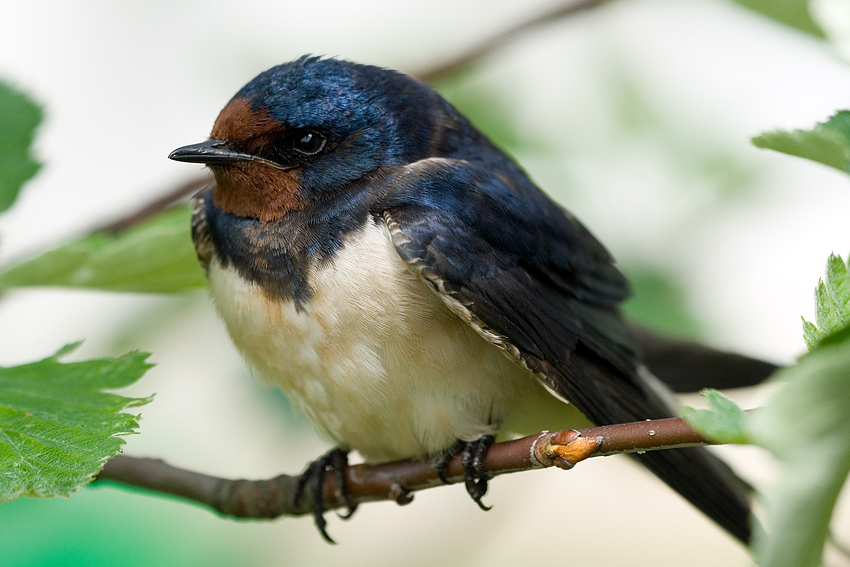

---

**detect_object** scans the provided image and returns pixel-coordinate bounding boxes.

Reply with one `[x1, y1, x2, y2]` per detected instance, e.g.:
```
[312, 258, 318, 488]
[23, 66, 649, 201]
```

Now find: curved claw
[434, 435, 495, 511]
[461, 435, 494, 511]
[294, 448, 358, 544]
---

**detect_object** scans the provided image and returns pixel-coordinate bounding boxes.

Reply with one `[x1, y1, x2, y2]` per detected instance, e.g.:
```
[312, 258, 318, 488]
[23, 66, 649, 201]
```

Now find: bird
[169, 55, 754, 544]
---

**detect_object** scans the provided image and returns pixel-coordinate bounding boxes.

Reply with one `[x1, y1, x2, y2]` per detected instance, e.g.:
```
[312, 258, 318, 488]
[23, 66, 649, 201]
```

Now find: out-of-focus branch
[101, 176, 209, 235]
[96, 417, 709, 519]
[94, 1, 612, 236]
[416, 0, 614, 82]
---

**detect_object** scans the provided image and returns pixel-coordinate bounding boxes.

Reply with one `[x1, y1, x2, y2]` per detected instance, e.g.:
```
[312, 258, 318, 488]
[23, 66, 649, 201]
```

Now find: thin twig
[88, 2, 612, 237]
[416, 0, 614, 82]
[96, 417, 710, 519]
[101, 176, 209, 235]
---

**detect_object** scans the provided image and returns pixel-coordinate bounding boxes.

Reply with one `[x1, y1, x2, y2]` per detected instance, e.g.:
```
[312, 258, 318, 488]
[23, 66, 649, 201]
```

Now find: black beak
[168, 140, 256, 165]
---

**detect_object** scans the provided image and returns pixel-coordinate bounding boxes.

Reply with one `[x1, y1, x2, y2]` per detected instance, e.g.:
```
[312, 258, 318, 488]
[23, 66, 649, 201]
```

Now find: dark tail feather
[632, 445, 752, 543]
[630, 324, 778, 393]
[558, 354, 753, 544]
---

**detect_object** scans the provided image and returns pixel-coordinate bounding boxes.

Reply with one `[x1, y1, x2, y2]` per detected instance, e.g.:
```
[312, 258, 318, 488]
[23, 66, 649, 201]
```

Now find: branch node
[96, 416, 713, 522]
[532, 429, 600, 470]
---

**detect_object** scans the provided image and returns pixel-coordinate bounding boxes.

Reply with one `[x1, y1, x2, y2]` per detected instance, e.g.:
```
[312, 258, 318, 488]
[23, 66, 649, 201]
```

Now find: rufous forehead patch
[211, 97, 283, 142]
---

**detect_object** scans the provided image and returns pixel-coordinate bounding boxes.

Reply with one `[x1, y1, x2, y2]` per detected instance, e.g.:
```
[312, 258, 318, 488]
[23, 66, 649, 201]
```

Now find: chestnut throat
[211, 162, 304, 222]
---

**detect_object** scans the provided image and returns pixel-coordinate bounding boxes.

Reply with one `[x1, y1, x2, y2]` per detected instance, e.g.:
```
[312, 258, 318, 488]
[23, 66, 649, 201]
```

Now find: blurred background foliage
[1, 0, 850, 565]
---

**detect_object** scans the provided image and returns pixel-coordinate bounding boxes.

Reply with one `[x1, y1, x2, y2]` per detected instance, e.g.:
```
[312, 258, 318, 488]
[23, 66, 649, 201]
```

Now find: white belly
[207, 219, 585, 462]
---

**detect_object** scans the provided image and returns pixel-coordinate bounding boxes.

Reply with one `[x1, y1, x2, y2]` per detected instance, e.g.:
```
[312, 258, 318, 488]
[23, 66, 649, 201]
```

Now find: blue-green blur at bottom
[0, 485, 264, 567]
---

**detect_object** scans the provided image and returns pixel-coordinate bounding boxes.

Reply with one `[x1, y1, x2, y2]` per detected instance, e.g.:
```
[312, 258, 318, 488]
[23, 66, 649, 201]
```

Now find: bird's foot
[434, 435, 495, 511]
[294, 448, 358, 544]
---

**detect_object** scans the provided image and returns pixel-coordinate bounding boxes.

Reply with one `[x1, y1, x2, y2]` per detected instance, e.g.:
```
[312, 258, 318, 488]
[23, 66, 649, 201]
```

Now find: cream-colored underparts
[207, 219, 586, 463]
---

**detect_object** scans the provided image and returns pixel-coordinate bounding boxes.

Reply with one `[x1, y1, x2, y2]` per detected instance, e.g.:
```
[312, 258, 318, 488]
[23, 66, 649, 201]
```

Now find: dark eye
[291, 130, 326, 155]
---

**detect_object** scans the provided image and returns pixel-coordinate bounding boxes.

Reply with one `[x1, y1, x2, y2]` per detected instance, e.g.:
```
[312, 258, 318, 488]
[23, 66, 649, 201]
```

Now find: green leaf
[681, 389, 751, 444]
[0, 206, 206, 293]
[0, 344, 153, 501]
[752, 111, 850, 174]
[801, 253, 850, 349]
[801, 318, 821, 350]
[748, 336, 850, 567]
[0, 81, 43, 214]
[732, 0, 824, 38]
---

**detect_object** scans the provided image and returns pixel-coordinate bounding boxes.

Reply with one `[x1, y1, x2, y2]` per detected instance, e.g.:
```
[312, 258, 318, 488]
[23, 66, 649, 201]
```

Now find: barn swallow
[169, 55, 752, 543]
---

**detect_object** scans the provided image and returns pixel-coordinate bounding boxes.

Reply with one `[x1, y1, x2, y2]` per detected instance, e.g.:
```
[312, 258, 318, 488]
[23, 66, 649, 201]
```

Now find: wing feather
[377, 158, 752, 543]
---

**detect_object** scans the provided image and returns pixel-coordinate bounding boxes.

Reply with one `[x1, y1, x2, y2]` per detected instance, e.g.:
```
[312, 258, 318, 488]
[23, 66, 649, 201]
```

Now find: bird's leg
[434, 439, 466, 484]
[434, 435, 495, 511]
[462, 435, 494, 511]
[294, 448, 358, 543]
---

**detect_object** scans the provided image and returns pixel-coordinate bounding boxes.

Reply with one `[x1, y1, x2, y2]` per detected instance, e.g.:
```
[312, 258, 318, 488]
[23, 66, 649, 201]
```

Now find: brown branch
[415, 0, 615, 83]
[96, 417, 710, 519]
[101, 175, 209, 235]
[85, 2, 612, 237]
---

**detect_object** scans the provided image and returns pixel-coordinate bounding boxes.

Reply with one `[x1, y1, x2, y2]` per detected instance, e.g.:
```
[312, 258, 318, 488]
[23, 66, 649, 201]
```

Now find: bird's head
[169, 56, 466, 221]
